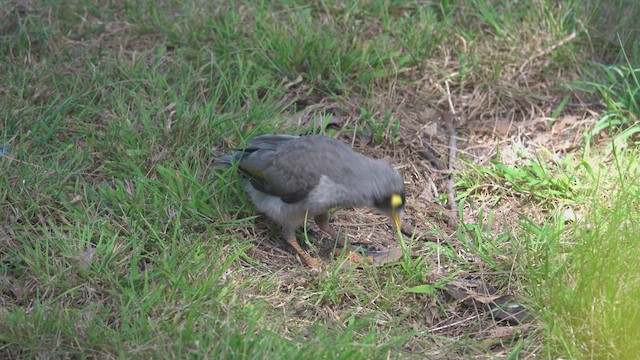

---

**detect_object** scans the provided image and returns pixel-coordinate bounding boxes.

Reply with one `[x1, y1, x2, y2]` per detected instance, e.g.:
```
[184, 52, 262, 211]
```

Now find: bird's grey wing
[238, 148, 322, 204]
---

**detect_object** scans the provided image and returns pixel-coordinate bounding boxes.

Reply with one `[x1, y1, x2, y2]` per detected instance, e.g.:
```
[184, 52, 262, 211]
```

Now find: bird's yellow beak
[392, 210, 402, 230]
[389, 194, 403, 231]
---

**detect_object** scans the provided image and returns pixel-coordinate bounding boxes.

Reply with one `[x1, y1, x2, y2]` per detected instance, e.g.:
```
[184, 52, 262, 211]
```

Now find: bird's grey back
[213, 134, 403, 205]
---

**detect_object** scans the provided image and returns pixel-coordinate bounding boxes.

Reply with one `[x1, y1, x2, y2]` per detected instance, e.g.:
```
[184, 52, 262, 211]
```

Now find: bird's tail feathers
[212, 134, 299, 169]
[210, 153, 241, 169]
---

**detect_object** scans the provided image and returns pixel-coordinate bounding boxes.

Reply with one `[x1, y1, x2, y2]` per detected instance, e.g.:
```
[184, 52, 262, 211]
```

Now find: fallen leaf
[334, 246, 404, 268]
[75, 245, 96, 270]
[366, 247, 403, 264]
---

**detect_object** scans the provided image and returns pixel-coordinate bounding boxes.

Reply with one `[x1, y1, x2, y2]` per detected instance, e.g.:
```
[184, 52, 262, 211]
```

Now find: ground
[1, 1, 639, 359]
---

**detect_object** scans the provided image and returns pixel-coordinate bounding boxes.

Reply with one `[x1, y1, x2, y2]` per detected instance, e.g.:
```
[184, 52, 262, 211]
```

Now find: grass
[1, 0, 639, 358]
[520, 148, 640, 359]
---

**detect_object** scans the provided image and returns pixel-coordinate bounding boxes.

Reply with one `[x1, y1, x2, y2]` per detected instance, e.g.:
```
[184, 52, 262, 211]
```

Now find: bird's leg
[314, 213, 371, 264]
[283, 228, 321, 269]
[314, 213, 337, 239]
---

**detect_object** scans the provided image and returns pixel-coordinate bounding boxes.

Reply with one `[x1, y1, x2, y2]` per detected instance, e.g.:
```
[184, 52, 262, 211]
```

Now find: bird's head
[374, 191, 405, 230]
[349, 157, 405, 230]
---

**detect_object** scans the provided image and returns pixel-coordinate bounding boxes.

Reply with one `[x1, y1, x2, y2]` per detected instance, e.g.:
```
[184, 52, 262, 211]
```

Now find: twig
[444, 81, 458, 228]
[425, 316, 476, 334]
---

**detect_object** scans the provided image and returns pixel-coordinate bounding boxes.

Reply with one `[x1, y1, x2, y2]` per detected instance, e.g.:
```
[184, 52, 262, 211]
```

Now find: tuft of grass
[521, 147, 640, 359]
[456, 198, 513, 272]
[456, 149, 586, 207]
[572, 61, 640, 147]
[579, 0, 640, 62]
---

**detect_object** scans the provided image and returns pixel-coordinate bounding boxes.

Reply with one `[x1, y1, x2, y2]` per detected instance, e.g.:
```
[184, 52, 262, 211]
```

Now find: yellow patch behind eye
[390, 194, 403, 208]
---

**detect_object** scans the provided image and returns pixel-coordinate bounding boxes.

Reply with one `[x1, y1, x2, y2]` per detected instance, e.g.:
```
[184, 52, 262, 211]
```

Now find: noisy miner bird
[213, 134, 405, 268]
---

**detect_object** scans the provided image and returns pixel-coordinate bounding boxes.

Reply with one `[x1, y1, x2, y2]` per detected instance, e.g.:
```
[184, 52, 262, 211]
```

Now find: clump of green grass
[523, 149, 640, 358]
[585, 64, 639, 144]
[456, 149, 586, 207]
[579, 0, 640, 61]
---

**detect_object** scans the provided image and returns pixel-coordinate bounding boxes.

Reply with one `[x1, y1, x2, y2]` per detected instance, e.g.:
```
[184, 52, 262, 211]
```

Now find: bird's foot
[303, 255, 323, 270]
[285, 236, 323, 270]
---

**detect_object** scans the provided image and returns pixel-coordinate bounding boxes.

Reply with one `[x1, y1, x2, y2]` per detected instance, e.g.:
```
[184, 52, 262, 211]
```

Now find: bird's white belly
[243, 181, 315, 227]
